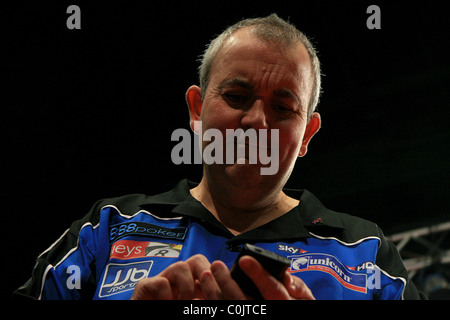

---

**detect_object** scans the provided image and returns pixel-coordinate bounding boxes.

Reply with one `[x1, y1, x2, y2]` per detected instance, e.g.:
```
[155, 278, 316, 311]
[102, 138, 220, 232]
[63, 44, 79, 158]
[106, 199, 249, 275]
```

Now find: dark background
[3, 1, 449, 298]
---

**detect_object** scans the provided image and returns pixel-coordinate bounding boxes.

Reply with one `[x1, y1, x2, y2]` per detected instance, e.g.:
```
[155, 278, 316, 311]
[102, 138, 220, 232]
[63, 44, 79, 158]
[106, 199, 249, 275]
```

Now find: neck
[190, 177, 299, 235]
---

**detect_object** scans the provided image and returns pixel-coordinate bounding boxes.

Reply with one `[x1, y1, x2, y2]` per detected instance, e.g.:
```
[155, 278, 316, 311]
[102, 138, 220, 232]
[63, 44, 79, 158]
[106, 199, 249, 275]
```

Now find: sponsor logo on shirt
[110, 240, 183, 260]
[289, 253, 368, 293]
[109, 222, 187, 242]
[99, 261, 153, 298]
[276, 243, 307, 254]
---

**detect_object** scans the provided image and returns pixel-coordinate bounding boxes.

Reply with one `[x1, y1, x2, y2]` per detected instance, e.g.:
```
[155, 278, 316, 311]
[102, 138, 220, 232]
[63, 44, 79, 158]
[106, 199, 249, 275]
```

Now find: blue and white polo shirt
[13, 179, 422, 300]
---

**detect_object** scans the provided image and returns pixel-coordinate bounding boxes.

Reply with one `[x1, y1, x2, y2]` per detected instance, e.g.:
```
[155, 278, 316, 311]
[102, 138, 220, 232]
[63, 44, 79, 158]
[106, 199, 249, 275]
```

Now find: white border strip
[101, 204, 183, 221]
[309, 232, 382, 247]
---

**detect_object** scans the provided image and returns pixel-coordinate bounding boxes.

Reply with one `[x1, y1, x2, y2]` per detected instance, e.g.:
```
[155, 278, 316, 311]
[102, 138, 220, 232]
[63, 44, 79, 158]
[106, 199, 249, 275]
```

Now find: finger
[283, 272, 315, 300]
[199, 269, 224, 300]
[211, 260, 246, 300]
[239, 255, 290, 300]
[186, 254, 213, 299]
[161, 261, 196, 299]
[131, 277, 172, 300]
[186, 254, 212, 280]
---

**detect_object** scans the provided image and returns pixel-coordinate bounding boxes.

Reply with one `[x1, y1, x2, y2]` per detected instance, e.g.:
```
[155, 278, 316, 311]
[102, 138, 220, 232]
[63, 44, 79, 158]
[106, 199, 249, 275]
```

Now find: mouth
[230, 143, 273, 164]
[235, 142, 271, 150]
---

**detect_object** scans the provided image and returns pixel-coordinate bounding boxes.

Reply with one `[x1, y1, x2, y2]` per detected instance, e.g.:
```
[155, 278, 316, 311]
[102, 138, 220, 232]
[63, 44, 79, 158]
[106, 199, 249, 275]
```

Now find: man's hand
[130, 254, 210, 300]
[131, 254, 314, 300]
[199, 255, 315, 300]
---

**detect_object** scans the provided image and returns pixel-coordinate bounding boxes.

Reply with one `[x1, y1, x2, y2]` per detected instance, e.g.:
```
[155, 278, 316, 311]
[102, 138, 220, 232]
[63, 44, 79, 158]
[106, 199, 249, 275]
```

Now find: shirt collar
[140, 179, 346, 242]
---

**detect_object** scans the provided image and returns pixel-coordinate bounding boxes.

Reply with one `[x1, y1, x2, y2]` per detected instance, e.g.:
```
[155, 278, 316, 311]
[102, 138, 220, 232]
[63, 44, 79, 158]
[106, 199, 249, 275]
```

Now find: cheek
[277, 127, 304, 158]
[201, 98, 241, 130]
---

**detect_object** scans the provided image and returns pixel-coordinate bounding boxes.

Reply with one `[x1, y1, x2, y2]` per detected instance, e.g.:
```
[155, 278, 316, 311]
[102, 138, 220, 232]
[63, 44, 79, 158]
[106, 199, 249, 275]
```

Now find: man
[13, 14, 423, 300]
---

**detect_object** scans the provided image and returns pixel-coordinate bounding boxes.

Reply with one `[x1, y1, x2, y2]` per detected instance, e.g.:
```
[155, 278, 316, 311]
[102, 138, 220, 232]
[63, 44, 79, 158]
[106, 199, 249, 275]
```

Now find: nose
[240, 99, 268, 130]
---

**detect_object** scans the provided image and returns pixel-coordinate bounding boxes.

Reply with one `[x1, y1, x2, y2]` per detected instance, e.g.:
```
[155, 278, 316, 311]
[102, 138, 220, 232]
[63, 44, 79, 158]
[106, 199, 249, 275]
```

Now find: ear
[185, 85, 203, 134]
[298, 112, 321, 157]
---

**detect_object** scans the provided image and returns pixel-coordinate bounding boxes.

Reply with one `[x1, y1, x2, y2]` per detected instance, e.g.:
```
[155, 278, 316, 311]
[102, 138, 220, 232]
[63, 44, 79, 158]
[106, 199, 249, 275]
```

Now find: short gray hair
[198, 13, 322, 119]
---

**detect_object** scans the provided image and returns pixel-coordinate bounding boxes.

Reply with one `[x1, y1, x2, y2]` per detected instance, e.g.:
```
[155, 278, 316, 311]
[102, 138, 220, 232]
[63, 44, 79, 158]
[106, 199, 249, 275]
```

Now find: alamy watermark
[366, 5, 381, 29]
[66, 5, 380, 31]
[66, 5, 81, 30]
[66, 265, 81, 289]
[171, 121, 280, 175]
[64, 262, 381, 292]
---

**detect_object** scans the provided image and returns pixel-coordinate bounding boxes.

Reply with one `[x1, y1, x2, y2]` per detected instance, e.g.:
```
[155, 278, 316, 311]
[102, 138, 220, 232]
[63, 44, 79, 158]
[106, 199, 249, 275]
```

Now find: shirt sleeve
[12, 201, 102, 300]
[375, 226, 426, 300]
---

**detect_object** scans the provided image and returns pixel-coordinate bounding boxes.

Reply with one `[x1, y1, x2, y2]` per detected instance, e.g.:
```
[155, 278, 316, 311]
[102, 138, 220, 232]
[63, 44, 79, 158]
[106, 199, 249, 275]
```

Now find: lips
[235, 142, 271, 150]
[230, 143, 272, 164]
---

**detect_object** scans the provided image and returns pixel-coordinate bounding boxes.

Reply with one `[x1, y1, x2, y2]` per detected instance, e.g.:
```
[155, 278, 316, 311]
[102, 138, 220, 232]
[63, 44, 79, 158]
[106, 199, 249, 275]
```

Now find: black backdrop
[4, 1, 449, 298]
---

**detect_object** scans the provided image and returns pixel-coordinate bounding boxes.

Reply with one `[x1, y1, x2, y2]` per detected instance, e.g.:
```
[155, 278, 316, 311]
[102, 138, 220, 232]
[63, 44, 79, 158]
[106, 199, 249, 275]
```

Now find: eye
[274, 104, 294, 115]
[223, 93, 249, 106]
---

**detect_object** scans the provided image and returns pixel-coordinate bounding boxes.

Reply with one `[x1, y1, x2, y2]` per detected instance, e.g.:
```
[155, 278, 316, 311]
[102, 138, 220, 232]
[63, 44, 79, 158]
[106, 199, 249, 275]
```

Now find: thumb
[284, 272, 315, 300]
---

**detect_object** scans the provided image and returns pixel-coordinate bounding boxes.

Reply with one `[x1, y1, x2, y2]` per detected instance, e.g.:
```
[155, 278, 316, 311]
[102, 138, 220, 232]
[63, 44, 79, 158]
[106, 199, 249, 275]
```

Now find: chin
[226, 161, 260, 178]
[224, 163, 282, 188]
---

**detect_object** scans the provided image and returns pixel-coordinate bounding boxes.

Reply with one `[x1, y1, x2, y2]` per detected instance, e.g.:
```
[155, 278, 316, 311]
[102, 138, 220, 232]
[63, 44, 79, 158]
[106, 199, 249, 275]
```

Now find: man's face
[189, 28, 320, 190]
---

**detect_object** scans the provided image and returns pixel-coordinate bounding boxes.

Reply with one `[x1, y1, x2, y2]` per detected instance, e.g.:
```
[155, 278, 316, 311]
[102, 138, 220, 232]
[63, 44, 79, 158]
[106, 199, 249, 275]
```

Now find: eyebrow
[218, 77, 301, 105]
[218, 78, 254, 91]
[273, 88, 299, 104]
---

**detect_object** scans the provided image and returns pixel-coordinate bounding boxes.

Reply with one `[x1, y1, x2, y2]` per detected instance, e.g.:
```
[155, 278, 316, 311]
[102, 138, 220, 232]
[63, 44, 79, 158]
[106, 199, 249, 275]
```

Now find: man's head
[186, 14, 322, 200]
[198, 13, 321, 119]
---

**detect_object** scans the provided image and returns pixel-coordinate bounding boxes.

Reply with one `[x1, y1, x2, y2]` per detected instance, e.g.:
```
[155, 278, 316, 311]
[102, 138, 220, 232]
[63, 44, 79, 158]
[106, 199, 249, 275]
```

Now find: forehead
[210, 28, 313, 99]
